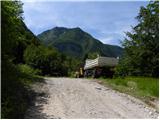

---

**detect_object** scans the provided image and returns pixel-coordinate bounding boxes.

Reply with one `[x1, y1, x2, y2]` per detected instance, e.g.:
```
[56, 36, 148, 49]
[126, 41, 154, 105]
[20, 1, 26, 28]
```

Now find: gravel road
[25, 77, 158, 119]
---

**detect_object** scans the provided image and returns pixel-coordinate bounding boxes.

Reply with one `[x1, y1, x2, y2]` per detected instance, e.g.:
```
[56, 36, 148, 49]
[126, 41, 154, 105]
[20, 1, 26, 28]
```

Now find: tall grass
[99, 77, 159, 99]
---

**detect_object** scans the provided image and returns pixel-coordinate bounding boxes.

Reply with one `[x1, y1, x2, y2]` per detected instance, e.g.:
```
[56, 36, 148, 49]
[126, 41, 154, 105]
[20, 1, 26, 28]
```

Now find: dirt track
[25, 77, 158, 119]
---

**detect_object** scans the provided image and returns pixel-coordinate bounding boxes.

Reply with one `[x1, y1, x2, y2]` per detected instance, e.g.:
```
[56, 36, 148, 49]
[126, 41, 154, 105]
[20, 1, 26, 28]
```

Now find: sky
[22, 0, 148, 46]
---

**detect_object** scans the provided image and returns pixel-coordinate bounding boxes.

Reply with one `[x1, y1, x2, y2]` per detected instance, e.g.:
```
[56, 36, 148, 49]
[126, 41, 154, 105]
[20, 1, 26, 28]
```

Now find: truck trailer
[84, 56, 119, 78]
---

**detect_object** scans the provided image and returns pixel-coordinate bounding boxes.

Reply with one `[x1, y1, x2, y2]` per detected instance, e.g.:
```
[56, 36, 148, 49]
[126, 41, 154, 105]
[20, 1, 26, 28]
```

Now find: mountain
[37, 27, 123, 59]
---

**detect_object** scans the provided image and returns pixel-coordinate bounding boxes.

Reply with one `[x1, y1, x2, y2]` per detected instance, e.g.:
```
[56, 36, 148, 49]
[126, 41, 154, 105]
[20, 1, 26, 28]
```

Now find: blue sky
[22, 0, 148, 46]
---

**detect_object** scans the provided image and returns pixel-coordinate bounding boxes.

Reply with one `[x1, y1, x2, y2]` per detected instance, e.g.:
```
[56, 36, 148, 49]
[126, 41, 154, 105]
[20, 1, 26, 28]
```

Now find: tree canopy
[116, 1, 159, 77]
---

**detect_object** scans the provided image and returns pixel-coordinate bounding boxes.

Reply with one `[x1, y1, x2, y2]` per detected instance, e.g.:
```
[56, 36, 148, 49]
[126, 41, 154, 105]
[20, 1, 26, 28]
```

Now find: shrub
[1, 59, 30, 118]
[18, 64, 41, 76]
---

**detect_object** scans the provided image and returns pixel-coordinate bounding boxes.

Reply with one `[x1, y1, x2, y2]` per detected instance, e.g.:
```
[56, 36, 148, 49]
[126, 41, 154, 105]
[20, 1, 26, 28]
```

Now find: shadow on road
[24, 78, 54, 119]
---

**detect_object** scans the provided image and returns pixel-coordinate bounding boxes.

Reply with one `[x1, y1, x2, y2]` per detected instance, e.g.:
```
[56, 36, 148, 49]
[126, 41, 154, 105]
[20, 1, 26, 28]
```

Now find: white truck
[84, 56, 119, 78]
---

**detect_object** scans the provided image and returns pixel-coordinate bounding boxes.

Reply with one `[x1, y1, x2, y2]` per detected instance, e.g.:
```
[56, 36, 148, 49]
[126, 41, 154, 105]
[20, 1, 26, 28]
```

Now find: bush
[1, 59, 30, 118]
[24, 44, 68, 76]
[18, 64, 41, 76]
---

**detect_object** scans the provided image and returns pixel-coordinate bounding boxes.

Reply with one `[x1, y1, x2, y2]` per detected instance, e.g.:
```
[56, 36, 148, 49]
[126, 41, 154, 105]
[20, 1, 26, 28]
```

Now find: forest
[1, 0, 159, 118]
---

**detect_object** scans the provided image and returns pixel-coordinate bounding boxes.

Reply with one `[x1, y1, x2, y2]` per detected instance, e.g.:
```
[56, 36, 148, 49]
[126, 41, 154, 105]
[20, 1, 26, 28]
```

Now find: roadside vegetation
[1, 60, 42, 118]
[98, 77, 158, 100]
[115, 1, 158, 78]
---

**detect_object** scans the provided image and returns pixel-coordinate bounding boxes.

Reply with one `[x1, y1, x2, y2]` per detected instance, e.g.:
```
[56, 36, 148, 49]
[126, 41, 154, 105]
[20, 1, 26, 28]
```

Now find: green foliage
[1, 1, 41, 118]
[2, 1, 39, 64]
[87, 52, 99, 59]
[64, 56, 82, 75]
[38, 27, 123, 59]
[2, 58, 43, 118]
[99, 77, 159, 99]
[116, 1, 159, 77]
[24, 44, 68, 76]
[1, 57, 30, 118]
[2, 1, 26, 118]
[12, 21, 40, 64]
[18, 64, 41, 76]
[2, 1, 23, 57]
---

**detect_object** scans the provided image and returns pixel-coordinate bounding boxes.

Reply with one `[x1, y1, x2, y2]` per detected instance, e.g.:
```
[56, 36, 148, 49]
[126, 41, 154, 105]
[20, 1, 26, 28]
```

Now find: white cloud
[22, 1, 148, 45]
[101, 36, 114, 43]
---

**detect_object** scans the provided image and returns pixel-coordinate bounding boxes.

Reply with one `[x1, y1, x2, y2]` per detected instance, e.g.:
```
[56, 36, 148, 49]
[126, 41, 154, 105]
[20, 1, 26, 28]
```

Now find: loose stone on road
[25, 77, 158, 119]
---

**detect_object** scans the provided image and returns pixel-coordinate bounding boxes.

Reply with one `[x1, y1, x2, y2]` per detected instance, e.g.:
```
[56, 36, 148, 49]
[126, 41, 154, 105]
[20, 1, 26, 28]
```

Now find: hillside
[37, 27, 123, 59]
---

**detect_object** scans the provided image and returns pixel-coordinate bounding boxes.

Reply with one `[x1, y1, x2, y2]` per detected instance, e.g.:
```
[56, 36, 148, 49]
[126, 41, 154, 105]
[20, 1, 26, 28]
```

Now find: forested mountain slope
[38, 27, 123, 59]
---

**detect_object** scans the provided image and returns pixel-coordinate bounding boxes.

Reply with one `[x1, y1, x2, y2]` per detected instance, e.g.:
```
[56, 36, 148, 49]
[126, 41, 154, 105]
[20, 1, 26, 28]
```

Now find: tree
[2, 1, 40, 64]
[1, 1, 29, 118]
[2, 1, 40, 118]
[2, 1, 23, 57]
[24, 44, 68, 76]
[116, 1, 159, 77]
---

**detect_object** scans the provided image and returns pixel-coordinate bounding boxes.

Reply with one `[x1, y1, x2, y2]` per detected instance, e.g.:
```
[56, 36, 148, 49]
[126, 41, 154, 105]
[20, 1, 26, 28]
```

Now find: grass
[97, 76, 159, 103]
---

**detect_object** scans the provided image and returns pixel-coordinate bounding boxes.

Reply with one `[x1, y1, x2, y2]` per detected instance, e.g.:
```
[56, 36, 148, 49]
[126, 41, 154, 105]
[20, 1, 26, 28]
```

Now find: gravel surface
[25, 77, 159, 119]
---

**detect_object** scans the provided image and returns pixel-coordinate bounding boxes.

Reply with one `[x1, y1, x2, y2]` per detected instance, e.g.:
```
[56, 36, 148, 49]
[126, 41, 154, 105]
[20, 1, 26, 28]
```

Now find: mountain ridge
[37, 27, 123, 59]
